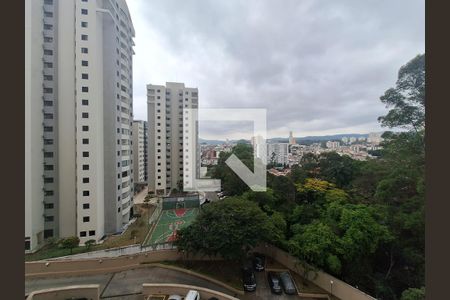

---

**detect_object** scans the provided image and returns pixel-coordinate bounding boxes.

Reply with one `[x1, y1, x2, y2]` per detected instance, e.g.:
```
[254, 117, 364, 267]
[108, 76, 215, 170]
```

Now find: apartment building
[147, 82, 199, 195]
[267, 143, 289, 166]
[25, 0, 135, 252]
[132, 120, 147, 184]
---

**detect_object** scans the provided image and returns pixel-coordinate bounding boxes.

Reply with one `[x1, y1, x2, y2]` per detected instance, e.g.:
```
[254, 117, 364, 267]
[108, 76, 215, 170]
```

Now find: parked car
[168, 295, 183, 300]
[242, 267, 257, 292]
[279, 271, 297, 295]
[267, 271, 283, 294]
[252, 253, 265, 271]
[185, 290, 200, 300]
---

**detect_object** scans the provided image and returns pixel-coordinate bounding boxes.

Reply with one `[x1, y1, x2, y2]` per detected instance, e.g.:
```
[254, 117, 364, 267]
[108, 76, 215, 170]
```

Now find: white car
[185, 290, 200, 300]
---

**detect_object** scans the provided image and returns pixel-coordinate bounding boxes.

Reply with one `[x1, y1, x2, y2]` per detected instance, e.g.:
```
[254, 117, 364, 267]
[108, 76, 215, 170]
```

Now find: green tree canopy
[175, 197, 274, 261]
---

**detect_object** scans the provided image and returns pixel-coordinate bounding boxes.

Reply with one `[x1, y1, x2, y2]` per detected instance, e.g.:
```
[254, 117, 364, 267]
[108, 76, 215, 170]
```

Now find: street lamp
[330, 280, 334, 297]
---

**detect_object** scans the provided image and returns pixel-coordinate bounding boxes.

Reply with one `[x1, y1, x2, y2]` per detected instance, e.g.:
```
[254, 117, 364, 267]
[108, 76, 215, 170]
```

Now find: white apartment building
[267, 143, 289, 166]
[326, 141, 340, 149]
[147, 82, 199, 195]
[132, 120, 147, 184]
[25, 0, 135, 252]
[368, 132, 384, 145]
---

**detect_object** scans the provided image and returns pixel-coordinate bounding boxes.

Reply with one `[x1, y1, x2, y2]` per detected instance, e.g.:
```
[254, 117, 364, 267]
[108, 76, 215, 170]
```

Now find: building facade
[132, 120, 147, 184]
[267, 143, 289, 166]
[25, 0, 135, 252]
[147, 82, 199, 195]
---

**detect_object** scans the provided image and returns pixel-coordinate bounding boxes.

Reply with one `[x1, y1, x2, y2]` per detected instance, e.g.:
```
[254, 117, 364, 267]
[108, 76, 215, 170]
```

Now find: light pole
[330, 280, 334, 297]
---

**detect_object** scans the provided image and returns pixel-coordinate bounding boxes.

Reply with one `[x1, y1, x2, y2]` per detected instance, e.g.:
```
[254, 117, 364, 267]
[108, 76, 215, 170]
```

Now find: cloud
[128, 0, 424, 139]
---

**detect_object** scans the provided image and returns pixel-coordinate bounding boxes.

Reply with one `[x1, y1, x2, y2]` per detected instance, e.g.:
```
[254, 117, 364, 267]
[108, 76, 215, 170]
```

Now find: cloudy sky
[127, 0, 424, 140]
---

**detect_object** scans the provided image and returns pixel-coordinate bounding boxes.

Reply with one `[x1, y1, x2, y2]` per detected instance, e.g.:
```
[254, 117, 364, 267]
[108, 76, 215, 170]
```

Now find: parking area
[241, 270, 302, 300]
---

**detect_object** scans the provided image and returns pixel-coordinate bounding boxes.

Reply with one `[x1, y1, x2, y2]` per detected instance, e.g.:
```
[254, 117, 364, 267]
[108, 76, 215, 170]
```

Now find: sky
[127, 0, 424, 140]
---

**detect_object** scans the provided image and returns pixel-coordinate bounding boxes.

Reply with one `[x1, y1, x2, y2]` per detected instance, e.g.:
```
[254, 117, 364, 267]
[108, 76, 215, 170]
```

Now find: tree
[175, 197, 273, 261]
[288, 221, 342, 274]
[85, 239, 96, 251]
[378, 54, 425, 136]
[400, 287, 425, 300]
[60, 236, 80, 254]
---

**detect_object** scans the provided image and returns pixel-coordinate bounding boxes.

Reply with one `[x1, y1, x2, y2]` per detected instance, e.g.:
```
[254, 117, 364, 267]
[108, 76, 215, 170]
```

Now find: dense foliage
[178, 54, 425, 299]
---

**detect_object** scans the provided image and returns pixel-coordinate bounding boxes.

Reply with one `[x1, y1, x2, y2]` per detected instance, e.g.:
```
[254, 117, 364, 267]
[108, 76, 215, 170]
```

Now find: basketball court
[144, 195, 201, 246]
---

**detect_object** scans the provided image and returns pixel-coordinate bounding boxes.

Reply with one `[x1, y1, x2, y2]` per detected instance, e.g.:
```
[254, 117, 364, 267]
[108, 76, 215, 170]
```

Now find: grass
[25, 204, 154, 262]
[162, 260, 243, 291]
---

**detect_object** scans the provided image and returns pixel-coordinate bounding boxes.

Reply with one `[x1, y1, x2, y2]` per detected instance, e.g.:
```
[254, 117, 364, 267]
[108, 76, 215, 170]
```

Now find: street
[26, 266, 236, 299]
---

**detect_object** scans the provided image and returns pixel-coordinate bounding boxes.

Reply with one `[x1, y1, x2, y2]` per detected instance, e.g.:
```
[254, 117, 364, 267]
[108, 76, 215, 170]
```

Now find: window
[44, 11, 53, 17]
[83, 191, 90, 196]
[82, 99, 89, 106]
[44, 37, 53, 42]
[83, 177, 89, 183]
[82, 73, 88, 79]
[82, 125, 89, 131]
[81, 9, 88, 15]
[83, 203, 90, 209]
[83, 164, 89, 170]
[83, 216, 90, 222]
[44, 177, 54, 183]
[82, 151, 89, 157]
[81, 47, 88, 54]
[43, 87, 53, 93]
[45, 216, 54, 222]
[44, 0, 53, 4]
[80, 231, 87, 237]
[81, 34, 88, 41]
[82, 112, 89, 118]
[81, 21, 88, 28]
[89, 230, 96, 236]
[44, 113, 53, 119]
[44, 229, 54, 238]
[44, 152, 53, 158]
[44, 75, 53, 80]
[82, 60, 88, 66]
[44, 49, 53, 55]
[44, 203, 54, 209]
[44, 164, 53, 170]
[82, 138, 89, 144]
[44, 190, 54, 196]
[44, 24, 53, 30]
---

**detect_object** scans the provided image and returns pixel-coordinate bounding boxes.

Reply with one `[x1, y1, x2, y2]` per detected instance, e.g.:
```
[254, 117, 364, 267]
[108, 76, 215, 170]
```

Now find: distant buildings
[267, 143, 289, 166]
[288, 131, 296, 145]
[326, 141, 340, 149]
[25, 0, 135, 251]
[132, 120, 147, 184]
[147, 82, 199, 195]
[368, 132, 384, 145]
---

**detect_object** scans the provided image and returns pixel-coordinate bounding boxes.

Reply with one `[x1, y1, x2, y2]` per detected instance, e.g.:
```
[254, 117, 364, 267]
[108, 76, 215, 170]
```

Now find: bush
[85, 239, 96, 250]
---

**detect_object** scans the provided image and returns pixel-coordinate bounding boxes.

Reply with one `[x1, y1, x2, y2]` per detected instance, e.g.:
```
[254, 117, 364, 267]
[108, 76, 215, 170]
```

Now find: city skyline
[128, 0, 424, 139]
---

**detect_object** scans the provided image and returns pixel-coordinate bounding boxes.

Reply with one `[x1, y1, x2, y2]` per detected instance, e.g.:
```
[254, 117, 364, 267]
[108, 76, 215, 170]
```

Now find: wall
[255, 245, 377, 300]
[142, 283, 239, 300]
[26, 284, 99, 300]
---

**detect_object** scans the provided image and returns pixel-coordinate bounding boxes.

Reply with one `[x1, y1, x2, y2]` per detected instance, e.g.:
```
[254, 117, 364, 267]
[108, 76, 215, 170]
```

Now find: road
[25, 266, 237, 300]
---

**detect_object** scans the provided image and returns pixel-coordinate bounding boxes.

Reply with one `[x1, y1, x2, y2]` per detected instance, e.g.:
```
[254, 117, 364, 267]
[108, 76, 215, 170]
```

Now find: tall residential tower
[147, 82, 199, 195]
[25, 0, 135, 252]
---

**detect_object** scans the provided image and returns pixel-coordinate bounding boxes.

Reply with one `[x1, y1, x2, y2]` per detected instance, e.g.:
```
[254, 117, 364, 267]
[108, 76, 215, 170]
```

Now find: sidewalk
[133, 186, 148, 204]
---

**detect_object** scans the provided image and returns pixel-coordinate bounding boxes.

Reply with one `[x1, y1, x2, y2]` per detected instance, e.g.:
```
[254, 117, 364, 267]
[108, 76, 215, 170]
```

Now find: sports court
[144, 195, 200, 246]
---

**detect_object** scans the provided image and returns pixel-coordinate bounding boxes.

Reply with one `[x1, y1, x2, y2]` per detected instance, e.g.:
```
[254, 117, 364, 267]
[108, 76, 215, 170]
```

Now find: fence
[162, 195, 200, 210]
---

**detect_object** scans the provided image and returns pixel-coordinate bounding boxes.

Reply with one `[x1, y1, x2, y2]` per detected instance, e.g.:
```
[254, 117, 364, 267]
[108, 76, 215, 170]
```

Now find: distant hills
[199, 133, 370, 145]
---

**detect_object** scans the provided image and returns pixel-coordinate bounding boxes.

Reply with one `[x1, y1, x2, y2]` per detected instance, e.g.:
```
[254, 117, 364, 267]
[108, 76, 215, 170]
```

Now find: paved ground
[145, 208, 199, 245]
[25, 266, 236, 299]
[133, 186, 148, 204]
